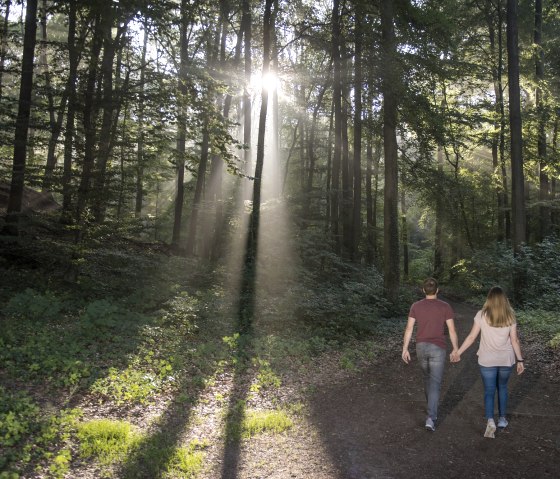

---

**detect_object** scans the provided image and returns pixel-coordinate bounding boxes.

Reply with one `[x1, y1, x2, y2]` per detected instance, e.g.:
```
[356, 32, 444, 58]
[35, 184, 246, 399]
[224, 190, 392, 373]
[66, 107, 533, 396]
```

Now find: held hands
[450, 350, 461, 363]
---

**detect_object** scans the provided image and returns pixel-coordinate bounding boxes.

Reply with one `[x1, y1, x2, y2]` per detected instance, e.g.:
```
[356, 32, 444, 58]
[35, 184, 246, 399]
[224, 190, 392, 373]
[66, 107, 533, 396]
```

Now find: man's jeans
[479, 365, 513, 419]
[416, 342, 446, 420]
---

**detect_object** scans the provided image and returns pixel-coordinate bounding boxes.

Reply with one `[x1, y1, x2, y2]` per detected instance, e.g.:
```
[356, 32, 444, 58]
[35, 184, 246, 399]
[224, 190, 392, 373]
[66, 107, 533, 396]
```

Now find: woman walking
[452, 286, 525, 438]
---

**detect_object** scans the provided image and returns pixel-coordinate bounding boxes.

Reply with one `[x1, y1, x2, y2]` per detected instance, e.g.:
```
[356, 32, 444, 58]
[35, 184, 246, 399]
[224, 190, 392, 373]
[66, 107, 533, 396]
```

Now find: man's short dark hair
[423, 277, 438, 295]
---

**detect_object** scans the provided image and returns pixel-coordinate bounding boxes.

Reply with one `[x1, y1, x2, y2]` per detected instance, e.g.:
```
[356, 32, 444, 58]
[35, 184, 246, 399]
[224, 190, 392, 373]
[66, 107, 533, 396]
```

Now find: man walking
[402, 277, 458, 431]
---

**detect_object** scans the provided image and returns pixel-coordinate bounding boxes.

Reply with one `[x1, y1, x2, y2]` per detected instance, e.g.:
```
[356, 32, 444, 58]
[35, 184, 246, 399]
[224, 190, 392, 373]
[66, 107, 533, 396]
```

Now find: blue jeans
[479, 365, 513, 419]
[416, 342, 446, 420]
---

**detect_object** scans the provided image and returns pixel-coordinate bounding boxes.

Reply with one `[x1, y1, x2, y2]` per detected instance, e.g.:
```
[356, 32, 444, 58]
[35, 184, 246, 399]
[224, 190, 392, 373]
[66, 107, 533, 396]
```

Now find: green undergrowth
[517, 310, 560, 349]
[0, 387, 80, 478]
[0, 222, 402, 477]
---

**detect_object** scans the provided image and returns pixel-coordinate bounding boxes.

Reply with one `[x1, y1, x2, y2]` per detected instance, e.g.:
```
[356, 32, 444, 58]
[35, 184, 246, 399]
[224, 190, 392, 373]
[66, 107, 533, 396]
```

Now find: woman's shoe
[497, 416, 508, 429]
[484, 419, 496, 438]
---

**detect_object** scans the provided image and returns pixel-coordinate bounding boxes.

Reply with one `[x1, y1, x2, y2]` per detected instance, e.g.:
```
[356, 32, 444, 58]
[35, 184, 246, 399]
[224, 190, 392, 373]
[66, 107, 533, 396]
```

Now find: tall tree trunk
[271, 0, 279, 196]
[210, 2, 244, 260]
[76, 10, 103, 226]
[325, 98, 334, 232]
[41, 0, 68, 191]
[535, 0, 549, 241]
[401, 171, 408, 280]
[0, 0, 11, 101]
[341, 50, 352, 258]
[434, 146, 444, 278]
[117, 92, 129, 219]
[172, 0, 190, 247]
[281, 119, 299, 195]
[304, 84, 327, 219]
[242, 0, 252, 183]
[135, 21, 149, 217]
[497, 0, 511, 242]
[381, 0, 400, 300]
[185, 119, 210, 255]
[4, 0, 38, 233]
[92, 1, 117, 223]
[365, 127, 374, 266]
[487, 3, 504, 242]
[248, 0, 273, 259]
[330, 0, 342, 254]
[352, 6, 363, 261]
[61, 0, 78, 221]
[551, 116, 559, 231]
[507, 0, 526, 301]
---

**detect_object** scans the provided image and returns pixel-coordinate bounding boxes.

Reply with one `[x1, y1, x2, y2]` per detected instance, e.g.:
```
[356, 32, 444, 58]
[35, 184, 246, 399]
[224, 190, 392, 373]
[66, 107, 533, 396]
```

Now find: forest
[1, 0, 559, 478]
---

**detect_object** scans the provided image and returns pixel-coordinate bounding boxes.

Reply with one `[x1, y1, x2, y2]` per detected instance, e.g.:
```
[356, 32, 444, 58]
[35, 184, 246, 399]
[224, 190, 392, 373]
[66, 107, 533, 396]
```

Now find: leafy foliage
[0, 387, 80, 478]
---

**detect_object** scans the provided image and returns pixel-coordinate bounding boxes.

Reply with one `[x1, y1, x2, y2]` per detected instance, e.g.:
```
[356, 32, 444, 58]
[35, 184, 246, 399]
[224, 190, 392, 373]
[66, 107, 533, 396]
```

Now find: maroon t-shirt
[409, 298, 455, 349]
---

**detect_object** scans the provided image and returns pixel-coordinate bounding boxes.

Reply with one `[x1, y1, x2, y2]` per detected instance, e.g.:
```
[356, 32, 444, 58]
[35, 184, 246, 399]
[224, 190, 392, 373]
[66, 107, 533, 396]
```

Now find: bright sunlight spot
[250, 71, 279, 93]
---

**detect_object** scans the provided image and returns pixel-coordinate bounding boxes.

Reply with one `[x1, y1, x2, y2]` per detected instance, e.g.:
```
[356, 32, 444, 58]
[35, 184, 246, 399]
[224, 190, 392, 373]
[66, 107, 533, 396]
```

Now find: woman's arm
[511, 323, 525, 374]
[454, 320, 481, 360]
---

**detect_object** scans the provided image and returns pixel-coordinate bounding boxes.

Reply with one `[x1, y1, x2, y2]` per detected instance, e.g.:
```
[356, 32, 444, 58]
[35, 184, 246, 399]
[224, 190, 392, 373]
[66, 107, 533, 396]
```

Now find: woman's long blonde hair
[482, 286, 516, 327]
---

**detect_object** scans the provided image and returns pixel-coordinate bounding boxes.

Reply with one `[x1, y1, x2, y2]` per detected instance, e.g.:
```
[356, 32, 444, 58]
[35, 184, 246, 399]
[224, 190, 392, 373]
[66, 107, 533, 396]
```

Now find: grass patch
[242, 409, 294, 439]
[164, 440, 207, 479]
[77, 419, 140, 466]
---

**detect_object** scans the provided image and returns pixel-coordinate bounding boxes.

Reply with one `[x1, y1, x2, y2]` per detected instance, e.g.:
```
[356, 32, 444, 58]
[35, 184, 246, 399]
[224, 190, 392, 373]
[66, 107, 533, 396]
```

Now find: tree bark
[248, 0, 273, 259]
[352, 5, 363, 261]
[76, 9, 103, 226]
[242, 0, 252, 184]
[0, 0, 11, 101]
[506, 0, 526, 301]
[185, 119, 210, 255]
[61, 0, 79, 221]
[381, 0, 400, 300]
[92, 1, 117, 223]
[330, 0, 342, 254]
[172, 0, 191, 247]
[487, 1, 505, 242]
[41, 0, 69, 192]
[535, 0, 549, 241]
[434, 146, 444, 278]
[401, 171, 408, 280]
[135, 21, 149, 217]
[341, 48, 352, 258]
[4, 0, 38, 232]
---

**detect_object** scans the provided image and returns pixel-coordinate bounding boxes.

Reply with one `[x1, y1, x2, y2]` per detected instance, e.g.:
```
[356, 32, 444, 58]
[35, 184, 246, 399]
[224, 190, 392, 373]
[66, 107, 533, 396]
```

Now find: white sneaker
[425, 417, 435, 431]
[484, 419, 496, 438]
[498, 416, 508, 429]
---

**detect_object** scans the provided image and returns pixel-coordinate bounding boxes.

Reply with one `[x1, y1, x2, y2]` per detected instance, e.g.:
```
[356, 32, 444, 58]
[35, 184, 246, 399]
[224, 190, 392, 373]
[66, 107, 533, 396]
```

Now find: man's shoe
[425, 417, 435, 431]
[484, 419, 496, 438]
[497, 416, 508, 429]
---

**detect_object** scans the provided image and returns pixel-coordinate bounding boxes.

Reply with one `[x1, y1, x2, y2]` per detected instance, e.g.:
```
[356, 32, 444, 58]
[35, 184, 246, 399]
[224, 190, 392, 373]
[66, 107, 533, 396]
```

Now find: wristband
[516, 359, 524, 363]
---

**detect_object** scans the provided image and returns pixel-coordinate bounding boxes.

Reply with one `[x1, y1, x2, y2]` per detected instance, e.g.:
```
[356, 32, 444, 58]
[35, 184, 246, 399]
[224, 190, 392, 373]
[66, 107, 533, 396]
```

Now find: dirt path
[308, 299, 560, 479]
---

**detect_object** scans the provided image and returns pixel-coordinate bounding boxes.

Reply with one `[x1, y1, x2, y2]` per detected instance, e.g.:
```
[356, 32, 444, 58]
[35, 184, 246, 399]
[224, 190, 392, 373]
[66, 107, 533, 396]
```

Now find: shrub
[2, 288, 63, 322]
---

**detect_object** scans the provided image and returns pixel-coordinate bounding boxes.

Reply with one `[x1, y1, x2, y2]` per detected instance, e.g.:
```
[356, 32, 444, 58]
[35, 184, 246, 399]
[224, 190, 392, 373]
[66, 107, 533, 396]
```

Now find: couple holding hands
[402, 278, 525, 438]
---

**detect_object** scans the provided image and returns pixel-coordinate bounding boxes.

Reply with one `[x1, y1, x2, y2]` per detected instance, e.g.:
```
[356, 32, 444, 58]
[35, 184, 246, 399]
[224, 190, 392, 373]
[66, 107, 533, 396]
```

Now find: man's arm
[446, 318, 459, 358]
[402, 317, 416, 364]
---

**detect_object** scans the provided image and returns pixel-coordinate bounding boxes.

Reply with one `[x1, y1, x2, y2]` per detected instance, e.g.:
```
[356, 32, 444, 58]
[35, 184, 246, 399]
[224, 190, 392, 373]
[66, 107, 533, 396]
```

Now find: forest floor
[207, 298, 560, 479]
[65, 297, 560, 479]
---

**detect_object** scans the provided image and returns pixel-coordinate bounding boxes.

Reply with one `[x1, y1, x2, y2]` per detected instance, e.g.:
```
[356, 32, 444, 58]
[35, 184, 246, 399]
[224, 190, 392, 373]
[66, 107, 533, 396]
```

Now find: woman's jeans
[416, 342, 446, 420]
[479, 365, 513, 419]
